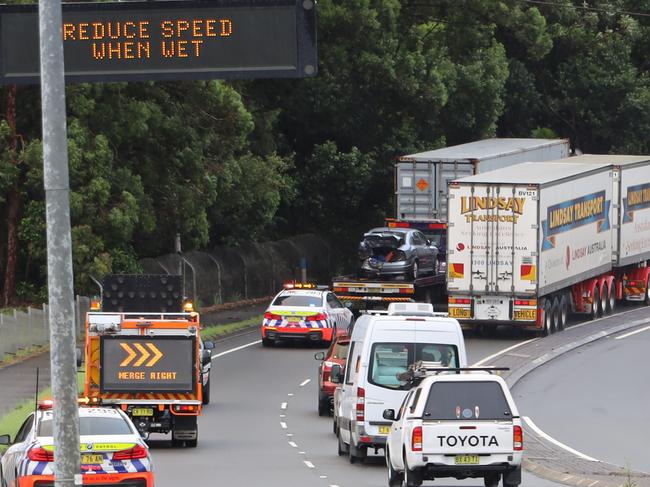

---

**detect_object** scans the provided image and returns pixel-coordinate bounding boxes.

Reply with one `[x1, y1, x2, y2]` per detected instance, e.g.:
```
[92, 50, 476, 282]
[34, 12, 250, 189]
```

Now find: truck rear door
[420, 380, 515, 455]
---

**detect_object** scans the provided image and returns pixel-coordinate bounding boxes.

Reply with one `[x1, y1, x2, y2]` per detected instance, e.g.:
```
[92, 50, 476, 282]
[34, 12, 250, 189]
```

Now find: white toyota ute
[383, 365, 522, 487]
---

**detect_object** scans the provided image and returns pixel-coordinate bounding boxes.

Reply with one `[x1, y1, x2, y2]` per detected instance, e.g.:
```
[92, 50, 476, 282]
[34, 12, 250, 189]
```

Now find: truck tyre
[645, 276, 650, 306]
[403, 455, 423, 487]
[591, 285, 601, 320]
[608, 280, 616, 314]
[601, 283, 609, 315]
[349, 442, 366, 464]
[551, 298, 560, 334]
[484, 474, 500, 487]
[558, 295, 568, 331]
[337, 433, 349, 456]
[386, 446, 403, 487]
[542, 301, 552, 336]
[202, 375, 211, 405]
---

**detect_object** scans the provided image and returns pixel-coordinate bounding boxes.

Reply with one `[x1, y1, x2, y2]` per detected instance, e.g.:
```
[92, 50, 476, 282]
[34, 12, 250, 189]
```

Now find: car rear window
[368, 342, 459, 389]
[331, 341, 349, 360]
[39, 417, 133, 437]
[272, 295, 322, 307]
[423, 381, 512, 420]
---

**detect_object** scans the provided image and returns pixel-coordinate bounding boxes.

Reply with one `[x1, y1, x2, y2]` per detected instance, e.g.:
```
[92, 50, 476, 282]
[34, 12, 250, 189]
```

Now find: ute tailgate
[422, 421, 514, 454]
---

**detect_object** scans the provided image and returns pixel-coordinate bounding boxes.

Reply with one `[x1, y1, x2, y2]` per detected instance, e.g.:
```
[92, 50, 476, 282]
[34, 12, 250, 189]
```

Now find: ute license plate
[454, 455, 480, 465]
[132, 407, 153, 417]
[449, 307, 471, 319]
[513, 309, 537, 321]
[287, 316, 301, 323]
[378, 426, 391, 435]
[81, 454, 104, 465]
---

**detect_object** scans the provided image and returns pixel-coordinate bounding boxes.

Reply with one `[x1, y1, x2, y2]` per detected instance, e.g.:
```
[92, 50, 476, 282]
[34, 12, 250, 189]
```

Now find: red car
[314, 334, 350, 416]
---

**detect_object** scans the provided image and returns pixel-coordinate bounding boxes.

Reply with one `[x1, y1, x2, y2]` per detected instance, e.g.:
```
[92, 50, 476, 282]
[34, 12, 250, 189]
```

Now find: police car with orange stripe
[0, 402, 154, 487]
[261, 283, 353, 347]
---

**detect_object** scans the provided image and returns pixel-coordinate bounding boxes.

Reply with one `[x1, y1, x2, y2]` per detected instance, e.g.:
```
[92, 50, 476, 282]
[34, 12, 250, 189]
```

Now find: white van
[331, 303, 467, 463]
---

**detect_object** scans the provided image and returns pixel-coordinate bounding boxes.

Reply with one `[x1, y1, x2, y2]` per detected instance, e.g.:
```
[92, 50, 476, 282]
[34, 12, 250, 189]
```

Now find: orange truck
[83, 274, 211, 447]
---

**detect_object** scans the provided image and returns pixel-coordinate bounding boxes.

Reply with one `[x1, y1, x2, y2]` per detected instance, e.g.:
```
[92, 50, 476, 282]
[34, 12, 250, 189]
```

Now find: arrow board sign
[101, 336, 196, 393]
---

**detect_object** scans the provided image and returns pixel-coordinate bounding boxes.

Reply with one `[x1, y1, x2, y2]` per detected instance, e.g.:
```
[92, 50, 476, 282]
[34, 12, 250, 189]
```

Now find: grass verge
[0, 345, 50, 369]
[201, 315, 262, 341]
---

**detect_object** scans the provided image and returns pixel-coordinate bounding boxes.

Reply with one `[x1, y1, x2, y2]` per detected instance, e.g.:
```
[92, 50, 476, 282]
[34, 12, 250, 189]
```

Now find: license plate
[81, 454, 104, 465]
[513, 309, 537, 321]
[287, 316, 301, 323]
[454, 455, 480, 465]
[378, 426, 391, 435]
[132, 407, 153, 417]
[449, 307, 471, 319]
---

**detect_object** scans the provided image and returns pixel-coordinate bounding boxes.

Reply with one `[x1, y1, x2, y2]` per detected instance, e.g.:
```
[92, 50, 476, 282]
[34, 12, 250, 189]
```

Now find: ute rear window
[423, 381, 512, 420]
[272, 295, 322, 307]
[39, 417, 132, 437]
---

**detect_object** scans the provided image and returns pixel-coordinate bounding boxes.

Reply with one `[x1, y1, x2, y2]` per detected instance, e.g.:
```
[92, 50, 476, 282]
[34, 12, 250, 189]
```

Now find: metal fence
[0, 296, 90, 363]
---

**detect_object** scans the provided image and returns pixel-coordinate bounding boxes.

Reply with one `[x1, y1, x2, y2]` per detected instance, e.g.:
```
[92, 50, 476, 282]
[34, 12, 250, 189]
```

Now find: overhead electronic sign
[0, 0, 317, 84]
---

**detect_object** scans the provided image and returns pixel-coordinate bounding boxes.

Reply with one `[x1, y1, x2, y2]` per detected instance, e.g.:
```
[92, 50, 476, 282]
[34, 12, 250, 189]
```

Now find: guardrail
[0, 296, 90, 363]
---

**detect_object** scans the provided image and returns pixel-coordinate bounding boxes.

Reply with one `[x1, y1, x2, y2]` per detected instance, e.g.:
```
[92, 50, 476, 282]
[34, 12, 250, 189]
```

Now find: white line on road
[212, 340, 261, 359]
[523, 416, 599, 462]
[280, 414, 286, 418]
[281, 402, 287, 410]
[472, 338, 538, 366]
[299, 379, 311, 387]
[288, 441, 298, 448]
[303, 461, 315, 469]
[319, 476, 327, 479]
[299, 451, 306, 455]
[280, 422, 287, 429]
[614, 325, 650, 340]
[288, 393, 294, 396]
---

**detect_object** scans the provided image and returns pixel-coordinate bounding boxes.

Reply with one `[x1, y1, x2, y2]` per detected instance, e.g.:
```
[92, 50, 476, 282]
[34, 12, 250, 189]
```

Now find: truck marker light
[412, 426, 423, 451]
[513, 425, 523, 451]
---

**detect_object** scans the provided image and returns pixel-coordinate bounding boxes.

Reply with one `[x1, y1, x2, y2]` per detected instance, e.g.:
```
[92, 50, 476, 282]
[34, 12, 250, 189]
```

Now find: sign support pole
[39, 1, 81, 486]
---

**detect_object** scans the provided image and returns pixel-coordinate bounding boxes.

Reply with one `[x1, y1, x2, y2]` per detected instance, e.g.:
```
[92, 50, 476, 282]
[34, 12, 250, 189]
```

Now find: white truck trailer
[396, 138, 570, 221]
[446, 155, 650, 334]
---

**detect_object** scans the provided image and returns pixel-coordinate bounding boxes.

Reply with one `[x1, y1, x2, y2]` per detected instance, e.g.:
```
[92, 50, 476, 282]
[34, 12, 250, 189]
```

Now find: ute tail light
[411, 426, 423, 452]
[513, 425, 523, 451]
[264, 311, 282, 320]
[307, 313, 327, 322]
[28, 447, 54, 462]
[112, 444, 148, 461]
[356, 387, 365, 422]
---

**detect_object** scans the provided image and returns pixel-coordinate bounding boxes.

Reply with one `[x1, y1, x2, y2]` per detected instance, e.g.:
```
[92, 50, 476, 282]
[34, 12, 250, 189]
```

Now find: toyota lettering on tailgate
[101, 336, 195, 393]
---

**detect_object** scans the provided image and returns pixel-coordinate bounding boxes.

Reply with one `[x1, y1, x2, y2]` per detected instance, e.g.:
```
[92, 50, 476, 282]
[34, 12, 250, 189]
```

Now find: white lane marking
[280, 422, 287, 429]
[286, 433, 293, 437]
[472, 338, 538, 366]
[280, 414, 286, 418]
[299, 451, 306, 455]
[320, 476, 327, 479]
[614, 325, 650, 340]
[288, 441, 298, 448]
[281, 402, 288, 410]
[300, 379, 311, 387]
[523, 416, 599, 462]
[288, 393, 294, 397]
[212, 340, 261, 359]
[304, 461, 315, 468]
[330, 485, 340, 487]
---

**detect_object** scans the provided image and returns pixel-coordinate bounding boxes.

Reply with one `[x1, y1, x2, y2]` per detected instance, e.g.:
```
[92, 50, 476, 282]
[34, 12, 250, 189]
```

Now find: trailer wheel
[542, 301, 552, 336]
[551, 298, 560, 334]
[607, 280, 616, 314]
[600, 282, 609, 315]
[558, 295, 568, 331]
[591, 285, 601, 320]
[645, 276, 650, 306]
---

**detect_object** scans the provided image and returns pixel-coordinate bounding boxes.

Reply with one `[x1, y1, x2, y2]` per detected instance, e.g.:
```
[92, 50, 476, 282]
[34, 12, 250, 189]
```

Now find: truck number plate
[449, 307, 471, 319]
[81, 454, 104, 465]
[378, 426, 391, 435]
[132, 408, 154, 417]
[454, 455, 480, 465]
[513, 309, 537, 321]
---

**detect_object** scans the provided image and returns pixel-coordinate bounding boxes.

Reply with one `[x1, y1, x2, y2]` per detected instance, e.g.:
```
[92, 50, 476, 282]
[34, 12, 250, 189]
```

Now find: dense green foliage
[2, 0, 650, 300]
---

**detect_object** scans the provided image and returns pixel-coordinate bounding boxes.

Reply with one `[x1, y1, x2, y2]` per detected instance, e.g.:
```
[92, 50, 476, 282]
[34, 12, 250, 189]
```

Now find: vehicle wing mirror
[314, 351, 325, 360]
[203, 340, 215, 350]
[330, 364, 343, 384]
[76, 347, 83, 368]
[202, 350, 212, 365]
[383, 409, 395, 421]
[0, 434, 11, 445]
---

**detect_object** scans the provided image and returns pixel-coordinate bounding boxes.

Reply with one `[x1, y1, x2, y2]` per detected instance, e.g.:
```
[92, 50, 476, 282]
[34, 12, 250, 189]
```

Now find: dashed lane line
[523, 416, 599, 462]
[280, 422, 287, 429]
[288, 441, 298, 448]
[281, 402, 288, 410]
[299, 379, 311, 387]
[303, 461, 315, 469]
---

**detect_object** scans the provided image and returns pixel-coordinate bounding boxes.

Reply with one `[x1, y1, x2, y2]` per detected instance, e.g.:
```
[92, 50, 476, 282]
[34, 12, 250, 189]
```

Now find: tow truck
[82, 274, 211, 447]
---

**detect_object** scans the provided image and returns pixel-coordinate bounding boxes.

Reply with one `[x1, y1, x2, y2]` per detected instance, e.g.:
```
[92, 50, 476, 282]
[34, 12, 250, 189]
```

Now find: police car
[383, 365, 521, 487]
[261, 283, 354, 347]
[0, 403, 154, 487]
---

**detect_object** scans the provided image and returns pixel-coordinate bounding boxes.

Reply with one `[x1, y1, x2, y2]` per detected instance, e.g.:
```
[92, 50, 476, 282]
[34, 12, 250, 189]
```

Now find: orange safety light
[183, 301, 194, 312]
[90, 299, 101, 311]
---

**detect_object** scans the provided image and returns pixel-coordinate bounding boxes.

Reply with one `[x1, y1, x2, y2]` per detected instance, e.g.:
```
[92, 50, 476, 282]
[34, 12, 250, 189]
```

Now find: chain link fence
[0, 296, 90, 363]
[140, 234, 332, 307]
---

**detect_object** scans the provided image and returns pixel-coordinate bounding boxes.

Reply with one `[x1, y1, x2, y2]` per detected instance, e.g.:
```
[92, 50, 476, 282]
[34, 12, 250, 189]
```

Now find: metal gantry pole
[38, 1, 81, 486]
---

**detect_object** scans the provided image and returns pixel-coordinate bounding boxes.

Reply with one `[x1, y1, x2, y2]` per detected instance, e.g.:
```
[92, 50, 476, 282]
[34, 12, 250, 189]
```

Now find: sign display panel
[0, 0, 317, 84]
[101, 336, 195, 393]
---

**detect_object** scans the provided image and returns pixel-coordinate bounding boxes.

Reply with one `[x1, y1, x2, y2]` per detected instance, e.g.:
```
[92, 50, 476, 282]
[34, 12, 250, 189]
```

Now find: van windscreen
[368, 342, 459, 390]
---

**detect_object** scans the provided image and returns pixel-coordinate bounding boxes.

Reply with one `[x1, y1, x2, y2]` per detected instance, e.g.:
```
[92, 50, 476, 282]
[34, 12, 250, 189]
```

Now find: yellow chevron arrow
[133, 343, 151, 367]
[120, 343, 137, 367]
[145, 343, 163, 367]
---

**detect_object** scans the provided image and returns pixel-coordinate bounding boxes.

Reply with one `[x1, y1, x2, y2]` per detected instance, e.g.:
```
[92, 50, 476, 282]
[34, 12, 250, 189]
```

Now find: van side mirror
[203, 341, 215, 350]
[314, 351, 325, 360]
[330, 364, 343, 384]
[202, 350, 212, 365]
[383, 409, 395, 421]
[0, 434, 11, 445]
